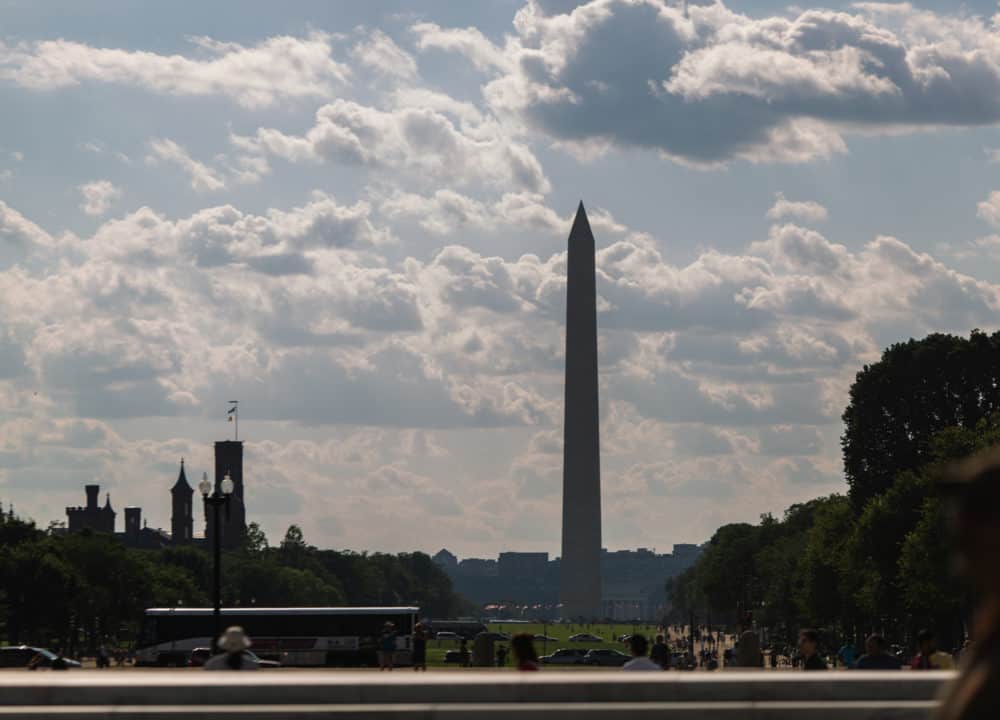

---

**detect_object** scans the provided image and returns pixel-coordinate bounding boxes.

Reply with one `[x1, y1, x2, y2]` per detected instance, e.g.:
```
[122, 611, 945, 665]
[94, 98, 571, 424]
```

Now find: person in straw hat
[204, 626, 259, 671]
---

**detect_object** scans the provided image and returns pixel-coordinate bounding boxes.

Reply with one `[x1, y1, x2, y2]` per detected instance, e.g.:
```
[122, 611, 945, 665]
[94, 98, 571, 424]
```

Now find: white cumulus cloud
[78, 180, 122, 217]
[767, 192, 828, 224]
[0, 33, 349, 108]
[231, 97, 550, 193]
[146, 138, 225, 193]
[352, 30, 418, 80]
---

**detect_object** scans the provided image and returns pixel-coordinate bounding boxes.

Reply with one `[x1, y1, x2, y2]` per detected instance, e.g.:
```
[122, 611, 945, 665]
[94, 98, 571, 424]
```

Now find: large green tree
[795, 495, 854, 630]
[842, 330, 1000, 509]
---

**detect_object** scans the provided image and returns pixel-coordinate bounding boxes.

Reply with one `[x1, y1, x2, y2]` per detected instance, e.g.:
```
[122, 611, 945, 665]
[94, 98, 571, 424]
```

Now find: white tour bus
[136, 606, 418, 667]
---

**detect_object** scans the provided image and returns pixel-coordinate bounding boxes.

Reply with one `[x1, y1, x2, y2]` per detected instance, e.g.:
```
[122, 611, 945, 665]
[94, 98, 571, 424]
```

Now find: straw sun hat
[217, 626, 252, 653]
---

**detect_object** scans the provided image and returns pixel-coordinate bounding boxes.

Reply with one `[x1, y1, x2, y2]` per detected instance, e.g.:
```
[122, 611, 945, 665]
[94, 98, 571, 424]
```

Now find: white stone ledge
[0, 671, 953, 719]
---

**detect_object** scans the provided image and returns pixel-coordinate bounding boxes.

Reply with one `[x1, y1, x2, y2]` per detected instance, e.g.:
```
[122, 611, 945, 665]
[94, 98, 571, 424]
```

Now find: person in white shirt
[622, 634, 662, 672]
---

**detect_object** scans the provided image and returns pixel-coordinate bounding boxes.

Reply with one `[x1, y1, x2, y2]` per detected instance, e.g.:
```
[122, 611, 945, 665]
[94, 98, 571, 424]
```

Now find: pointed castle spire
[171, 457, 194, 544]
[171, 457, 192, 493]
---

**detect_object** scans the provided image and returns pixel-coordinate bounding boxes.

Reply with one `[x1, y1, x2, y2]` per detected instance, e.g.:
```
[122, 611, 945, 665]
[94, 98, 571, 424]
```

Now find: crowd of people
[193, 613, 980, 674]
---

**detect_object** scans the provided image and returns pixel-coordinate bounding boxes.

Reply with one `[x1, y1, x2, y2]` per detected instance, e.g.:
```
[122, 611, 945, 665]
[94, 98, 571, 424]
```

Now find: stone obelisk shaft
[559, 202, 602, 619]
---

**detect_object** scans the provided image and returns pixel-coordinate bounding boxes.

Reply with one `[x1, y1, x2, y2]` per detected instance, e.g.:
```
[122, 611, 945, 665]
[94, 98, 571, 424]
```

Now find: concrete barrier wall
[0, 670, 954, 719]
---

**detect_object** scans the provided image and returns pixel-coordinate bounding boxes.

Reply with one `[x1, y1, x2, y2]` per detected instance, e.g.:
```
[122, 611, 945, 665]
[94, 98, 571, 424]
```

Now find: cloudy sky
[3, 0, 1000, 558]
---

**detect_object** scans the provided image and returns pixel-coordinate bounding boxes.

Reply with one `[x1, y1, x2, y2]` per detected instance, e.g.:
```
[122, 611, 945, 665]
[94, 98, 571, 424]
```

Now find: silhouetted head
[798, 629, 820, 658]
[656, 634, 664, 643]
[511, 633, 537, 664]
[940, 447, 1000, 592]
[629, 634, 648, 657]
[917, 629, 934, 655]
[865, 635, 886, 656]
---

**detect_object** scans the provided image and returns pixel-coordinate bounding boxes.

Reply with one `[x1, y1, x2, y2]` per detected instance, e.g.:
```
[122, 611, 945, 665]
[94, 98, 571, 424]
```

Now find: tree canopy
[842, 330, 1000, 509]
[672, 330, 1000, 651]
[671, 414, 1000, 650]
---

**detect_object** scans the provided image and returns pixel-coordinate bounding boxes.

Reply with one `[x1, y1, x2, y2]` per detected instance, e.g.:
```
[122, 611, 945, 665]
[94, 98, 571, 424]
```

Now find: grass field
[425, 622, 664, 667]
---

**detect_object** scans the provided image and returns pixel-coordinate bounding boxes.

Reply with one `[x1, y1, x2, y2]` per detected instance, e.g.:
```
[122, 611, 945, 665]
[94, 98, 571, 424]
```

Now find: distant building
[170, 459, 194, 544]
[66, 485, 115, 534]
[64, 485, 169, 548]
[439, 544, 703, 620]
[672, 543, 701, 562]
[498, 552, 549, 580]
[122, 506, 170, 549]
[63, 438, 250, 550]
[457, 558, 497, 577]
[433, 549, 458, 572]
[206, 441, 246, 550]
[599, 547, 701, 620]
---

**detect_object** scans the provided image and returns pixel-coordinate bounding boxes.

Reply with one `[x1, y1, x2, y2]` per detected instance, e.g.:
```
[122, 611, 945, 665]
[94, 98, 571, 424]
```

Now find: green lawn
[425, 621, 665, 667]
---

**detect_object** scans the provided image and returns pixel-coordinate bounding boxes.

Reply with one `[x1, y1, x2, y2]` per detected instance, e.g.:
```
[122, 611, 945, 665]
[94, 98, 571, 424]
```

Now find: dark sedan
[540, 648, 589, 665]
[584, 649, 631, 667]
[443, 649, 470, 664]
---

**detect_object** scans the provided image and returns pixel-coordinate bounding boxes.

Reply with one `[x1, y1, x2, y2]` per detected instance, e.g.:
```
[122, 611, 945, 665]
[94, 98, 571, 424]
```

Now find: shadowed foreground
[0, 670, 952, 719]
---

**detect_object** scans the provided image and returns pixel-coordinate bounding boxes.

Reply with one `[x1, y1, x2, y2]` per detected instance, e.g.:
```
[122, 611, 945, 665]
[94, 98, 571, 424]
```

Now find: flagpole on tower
[228, 400, 239, 441]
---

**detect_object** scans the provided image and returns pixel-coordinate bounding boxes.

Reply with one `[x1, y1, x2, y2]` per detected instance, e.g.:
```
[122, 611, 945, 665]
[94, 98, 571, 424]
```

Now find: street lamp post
[199, 471, 234, 651]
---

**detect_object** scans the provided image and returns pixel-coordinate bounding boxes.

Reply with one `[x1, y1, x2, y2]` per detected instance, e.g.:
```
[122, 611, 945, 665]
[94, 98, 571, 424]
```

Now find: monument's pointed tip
[569, 200, 593, 241]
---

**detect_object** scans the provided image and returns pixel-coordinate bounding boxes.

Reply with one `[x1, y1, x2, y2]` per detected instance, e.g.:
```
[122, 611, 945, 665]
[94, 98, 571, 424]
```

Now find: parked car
[533, 634, 559, 642]
[569, 633, 604, 643]
[188, 648, 280, 668]
[479, 632, 511, 641]
[0, 646, 80, 669]
[540, 648, 589, 665]
[434, 631, 460, 641]
[443, 649, 470, 664]
[584, 649, 631, 667]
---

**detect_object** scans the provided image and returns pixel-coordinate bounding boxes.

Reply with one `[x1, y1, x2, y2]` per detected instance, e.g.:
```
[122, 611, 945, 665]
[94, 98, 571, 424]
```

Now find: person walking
[412, 622, 428, 672]
[204, 627, 259, 670]
[97, 643, 110, 669]
[496, 645, 508, 667]
[511, 633, 539, 671]
[623, 635, 661, 671]
[379, 621, 397, 671]
[798, 629, 827, 671]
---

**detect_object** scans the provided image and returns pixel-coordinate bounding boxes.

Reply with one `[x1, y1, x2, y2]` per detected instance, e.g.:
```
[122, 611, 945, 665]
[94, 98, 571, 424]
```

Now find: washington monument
[559, 202, 602, 619]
